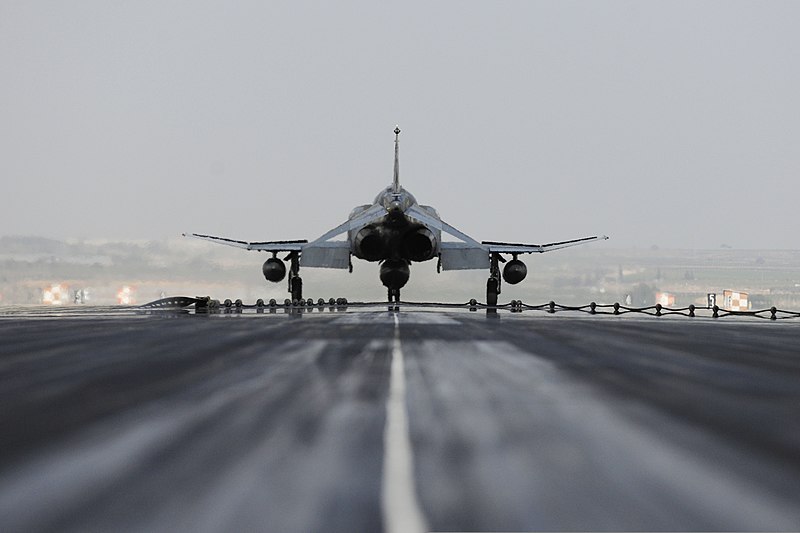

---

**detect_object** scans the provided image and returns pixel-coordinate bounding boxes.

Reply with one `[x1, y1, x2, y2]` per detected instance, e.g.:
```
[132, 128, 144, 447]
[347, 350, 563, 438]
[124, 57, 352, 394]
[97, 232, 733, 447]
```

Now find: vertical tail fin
[392, 126, 401, 193]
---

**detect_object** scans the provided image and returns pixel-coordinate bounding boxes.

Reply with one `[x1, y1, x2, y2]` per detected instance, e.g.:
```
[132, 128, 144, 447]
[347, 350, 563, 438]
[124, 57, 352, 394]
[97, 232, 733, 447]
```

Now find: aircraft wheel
[291, 276, 303, 302]
[486, 278, 499, 307]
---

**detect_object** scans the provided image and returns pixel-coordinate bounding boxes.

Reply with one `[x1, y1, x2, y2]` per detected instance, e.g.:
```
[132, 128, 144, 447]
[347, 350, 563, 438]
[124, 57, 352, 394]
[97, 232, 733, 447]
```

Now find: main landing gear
[486, 277, 499, 307]
[388, 288, 401, 303]
[288, 252, 303, 302]
[486, 253, 501, 310]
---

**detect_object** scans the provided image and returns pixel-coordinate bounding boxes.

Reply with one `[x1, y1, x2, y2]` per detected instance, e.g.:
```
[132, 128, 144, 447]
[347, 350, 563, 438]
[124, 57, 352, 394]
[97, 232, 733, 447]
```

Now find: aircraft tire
[291, 276, 303, 302]
[486, 278, 499, 307]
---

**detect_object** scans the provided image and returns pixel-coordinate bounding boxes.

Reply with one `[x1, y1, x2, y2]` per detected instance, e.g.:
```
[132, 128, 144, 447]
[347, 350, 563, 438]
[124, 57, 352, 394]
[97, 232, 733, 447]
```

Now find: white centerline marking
[381, 313, 429, 533]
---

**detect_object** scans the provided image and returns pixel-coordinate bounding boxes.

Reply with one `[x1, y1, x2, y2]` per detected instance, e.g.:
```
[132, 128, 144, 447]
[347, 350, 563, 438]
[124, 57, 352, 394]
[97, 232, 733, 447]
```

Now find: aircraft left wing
[436, 235, 608, 270]
[482, 235, 609, 254]
[184, 233, 307, 252]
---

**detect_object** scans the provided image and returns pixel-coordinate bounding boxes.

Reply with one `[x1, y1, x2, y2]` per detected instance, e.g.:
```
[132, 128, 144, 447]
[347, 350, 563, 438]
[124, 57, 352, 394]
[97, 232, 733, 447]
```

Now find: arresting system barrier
[139, 296, 800, 320]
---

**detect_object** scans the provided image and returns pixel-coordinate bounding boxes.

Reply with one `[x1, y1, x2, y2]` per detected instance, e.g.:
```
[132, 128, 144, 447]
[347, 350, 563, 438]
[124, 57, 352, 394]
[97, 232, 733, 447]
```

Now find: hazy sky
[1, 1, 798, 249]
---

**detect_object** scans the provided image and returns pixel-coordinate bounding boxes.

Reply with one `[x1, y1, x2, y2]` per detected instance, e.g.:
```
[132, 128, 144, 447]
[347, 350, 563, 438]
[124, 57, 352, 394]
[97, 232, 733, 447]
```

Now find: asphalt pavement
[0, 308, 798, 532]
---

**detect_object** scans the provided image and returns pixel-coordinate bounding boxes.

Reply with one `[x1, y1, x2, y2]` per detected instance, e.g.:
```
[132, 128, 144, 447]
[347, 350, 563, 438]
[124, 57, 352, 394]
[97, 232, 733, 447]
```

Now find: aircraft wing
[482, 235, 609, 254]
[184, 203, 389, 270]
[185, 204, 387, 253]
[184, 232, 351, 269]
[184, 233, 307, 252]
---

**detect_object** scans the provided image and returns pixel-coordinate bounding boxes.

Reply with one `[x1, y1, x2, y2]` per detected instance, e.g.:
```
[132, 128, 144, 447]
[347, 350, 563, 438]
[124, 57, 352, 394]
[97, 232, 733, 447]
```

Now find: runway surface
[0, 308, 799, 532]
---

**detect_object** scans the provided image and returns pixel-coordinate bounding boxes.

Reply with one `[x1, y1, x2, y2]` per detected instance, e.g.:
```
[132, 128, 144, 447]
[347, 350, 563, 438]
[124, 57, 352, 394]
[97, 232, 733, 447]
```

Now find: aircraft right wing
[183, 233, 307, 252]
[184, 203, 391, 270]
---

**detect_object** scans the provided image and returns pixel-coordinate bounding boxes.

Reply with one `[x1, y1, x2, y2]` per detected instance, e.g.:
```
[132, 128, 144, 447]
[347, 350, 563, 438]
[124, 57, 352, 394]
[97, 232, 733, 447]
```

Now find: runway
[0, 309, 798, 532]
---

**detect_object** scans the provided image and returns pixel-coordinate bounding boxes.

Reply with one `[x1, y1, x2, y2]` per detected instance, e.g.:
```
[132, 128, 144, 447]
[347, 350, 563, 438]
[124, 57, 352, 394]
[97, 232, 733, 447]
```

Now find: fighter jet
[185, 127, 607, 304]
